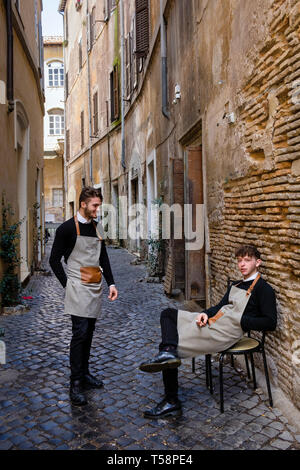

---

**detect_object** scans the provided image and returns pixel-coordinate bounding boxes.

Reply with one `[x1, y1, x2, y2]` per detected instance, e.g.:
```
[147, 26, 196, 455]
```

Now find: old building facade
[43, 36, 65, 226]
[0, 0, 45, 287]
[59, 0, 300, 410]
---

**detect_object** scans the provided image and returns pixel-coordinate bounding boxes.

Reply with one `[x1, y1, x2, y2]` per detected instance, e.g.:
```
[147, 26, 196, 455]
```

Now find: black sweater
[204, 277, 277, 332]
[49, 217, 115, 288]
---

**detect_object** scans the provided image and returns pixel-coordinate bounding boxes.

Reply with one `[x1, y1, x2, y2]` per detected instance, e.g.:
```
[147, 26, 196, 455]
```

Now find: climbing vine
[0, 193, 22, 307]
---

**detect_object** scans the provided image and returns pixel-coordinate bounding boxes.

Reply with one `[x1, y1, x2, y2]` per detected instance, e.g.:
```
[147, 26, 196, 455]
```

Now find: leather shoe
[69, 380, 88, 406]
[83, 373, 104, 389]
[144, 398, 182, 419]
[139, 350, 181, 373]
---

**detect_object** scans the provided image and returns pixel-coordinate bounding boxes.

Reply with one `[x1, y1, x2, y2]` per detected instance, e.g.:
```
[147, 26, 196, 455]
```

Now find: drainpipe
[86, 0, 93, 184]
[120, 0, 126, 169]
[5, 0, 14, 112]
[160, 0, 169, 119]
[59, 9, 67, 218]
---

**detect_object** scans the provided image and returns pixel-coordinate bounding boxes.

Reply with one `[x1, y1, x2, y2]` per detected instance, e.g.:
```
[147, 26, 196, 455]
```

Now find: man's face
[237, 255, 261, 279]
[81, 197, 101, 219]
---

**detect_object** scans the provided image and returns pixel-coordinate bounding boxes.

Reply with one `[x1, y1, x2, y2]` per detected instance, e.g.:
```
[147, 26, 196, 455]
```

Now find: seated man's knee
[160, 308, 177, 322]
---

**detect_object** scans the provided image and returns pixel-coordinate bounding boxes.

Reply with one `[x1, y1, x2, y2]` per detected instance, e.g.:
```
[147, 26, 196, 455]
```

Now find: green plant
[0, 193, 22, 307]
[147, 197, 165, 277]
[32, 202, 40, 269]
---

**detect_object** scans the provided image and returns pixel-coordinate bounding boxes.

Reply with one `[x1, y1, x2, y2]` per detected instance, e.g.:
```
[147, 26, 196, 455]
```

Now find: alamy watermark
[99, 200, 205, 251]
[0, 340, 6, 365]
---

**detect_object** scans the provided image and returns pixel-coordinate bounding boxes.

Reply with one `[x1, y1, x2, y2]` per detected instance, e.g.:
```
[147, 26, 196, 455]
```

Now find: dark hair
[79, 186, 103, 208]
[235, 245, 261, 260]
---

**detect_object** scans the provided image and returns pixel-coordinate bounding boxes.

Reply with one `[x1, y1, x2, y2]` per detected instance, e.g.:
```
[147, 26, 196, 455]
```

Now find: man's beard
[83, 206, 94, 220]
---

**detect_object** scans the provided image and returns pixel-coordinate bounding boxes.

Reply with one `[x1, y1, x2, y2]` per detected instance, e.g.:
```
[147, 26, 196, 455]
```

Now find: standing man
[139, 245, 277, 418]
[50, 187, 118, 406]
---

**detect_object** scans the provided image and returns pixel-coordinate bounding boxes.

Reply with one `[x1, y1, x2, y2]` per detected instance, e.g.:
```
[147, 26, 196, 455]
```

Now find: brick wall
[209, 0, 300, 409]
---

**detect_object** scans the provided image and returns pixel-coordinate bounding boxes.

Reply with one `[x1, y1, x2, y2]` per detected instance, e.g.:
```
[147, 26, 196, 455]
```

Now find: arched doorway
[15, 101, 30, 282]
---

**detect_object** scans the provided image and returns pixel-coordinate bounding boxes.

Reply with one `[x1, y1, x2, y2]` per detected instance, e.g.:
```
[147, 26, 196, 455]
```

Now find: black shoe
[83, 373, 104, 389]
[139, 351, 181, 373]
[144, 398, 182, 419]
[69, 380, 88, 406]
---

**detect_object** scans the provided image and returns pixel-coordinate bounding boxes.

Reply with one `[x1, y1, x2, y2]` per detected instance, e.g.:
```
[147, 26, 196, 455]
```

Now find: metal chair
[192, 277, 274, 412]
[217, 331, 273, 413]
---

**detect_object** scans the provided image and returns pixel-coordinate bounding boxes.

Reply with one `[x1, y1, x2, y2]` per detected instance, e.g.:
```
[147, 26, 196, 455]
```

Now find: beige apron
[64, 216, 104, 319]
[177, 275, 260, 358]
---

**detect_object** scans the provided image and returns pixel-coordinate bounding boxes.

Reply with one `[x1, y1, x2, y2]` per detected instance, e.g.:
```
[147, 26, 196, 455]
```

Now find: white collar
[243, 272, 259, 282]
[77, 211, 92, 224]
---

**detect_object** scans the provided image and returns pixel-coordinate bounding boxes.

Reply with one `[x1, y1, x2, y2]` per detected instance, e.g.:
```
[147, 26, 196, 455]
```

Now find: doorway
[184, 144, 205, 301]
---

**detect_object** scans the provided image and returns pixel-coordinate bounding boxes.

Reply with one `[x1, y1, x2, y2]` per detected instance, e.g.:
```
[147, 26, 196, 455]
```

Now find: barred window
[52, 189, 63, 207]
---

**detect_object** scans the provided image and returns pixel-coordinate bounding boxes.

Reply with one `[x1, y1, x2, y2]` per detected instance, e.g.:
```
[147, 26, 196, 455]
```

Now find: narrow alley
[0, 242, 299, 451]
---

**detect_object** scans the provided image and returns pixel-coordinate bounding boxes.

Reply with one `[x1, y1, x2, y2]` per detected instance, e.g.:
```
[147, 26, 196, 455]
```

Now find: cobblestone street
[0, 242, 299, 451]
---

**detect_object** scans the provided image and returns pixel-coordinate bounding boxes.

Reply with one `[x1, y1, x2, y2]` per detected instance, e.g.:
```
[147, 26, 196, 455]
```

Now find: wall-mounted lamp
[173, 84, 181, 104]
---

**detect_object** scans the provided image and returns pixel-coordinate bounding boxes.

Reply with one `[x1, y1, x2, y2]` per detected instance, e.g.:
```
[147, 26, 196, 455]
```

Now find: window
[52, 189, 63, 207]
[93, 91, 99, 135]
[79, 38, 83, 70]
[48, 62, 64, 87]
[135, 0, 149, 59]
[80, 111, 84, 147]
[110, 64, 119, 122]
[48, 109, 64, 135]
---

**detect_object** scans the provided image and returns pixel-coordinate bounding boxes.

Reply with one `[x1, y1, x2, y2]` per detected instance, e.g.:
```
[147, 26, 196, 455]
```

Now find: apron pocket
[80, 266, 102, 284]
[208, 310, 224, 327]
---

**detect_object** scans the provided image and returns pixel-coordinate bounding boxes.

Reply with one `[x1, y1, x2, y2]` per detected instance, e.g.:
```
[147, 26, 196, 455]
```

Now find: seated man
[139, 245, 277, 419]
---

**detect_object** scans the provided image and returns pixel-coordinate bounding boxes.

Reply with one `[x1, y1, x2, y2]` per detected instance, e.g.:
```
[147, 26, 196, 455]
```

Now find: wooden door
[184, 146, 205, 301]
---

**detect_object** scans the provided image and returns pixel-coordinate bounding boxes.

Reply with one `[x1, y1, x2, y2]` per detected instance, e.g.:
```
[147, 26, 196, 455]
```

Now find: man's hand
[196, 313, 208, 327]
[108, 285, 118, 301]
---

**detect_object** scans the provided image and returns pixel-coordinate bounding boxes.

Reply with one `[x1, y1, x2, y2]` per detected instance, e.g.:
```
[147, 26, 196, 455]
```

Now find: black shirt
[49, 217, 115, 289]
[204, 277, 277, 332]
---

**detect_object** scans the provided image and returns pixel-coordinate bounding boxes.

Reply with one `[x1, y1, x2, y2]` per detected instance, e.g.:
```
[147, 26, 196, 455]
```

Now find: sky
[42, 0, 64, 37]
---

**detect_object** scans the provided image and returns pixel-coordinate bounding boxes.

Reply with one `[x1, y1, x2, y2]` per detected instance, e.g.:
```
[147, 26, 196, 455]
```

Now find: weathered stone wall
[207, 0, 300, 408]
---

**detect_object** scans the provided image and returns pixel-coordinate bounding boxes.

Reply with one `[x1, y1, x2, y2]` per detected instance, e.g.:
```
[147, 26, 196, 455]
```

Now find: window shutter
[87, 13, 91, 52]
[135, 0, 149, 58]
[93, 91, 98, 134]
[80, 111, 84, 147]
[113, 64, 119, 119]
[66, 129, 70, 161]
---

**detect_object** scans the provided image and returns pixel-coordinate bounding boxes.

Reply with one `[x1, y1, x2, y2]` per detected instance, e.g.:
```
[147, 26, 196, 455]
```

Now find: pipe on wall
[120, 0, 126, 169]
[5, 0, 14, 112]
[160, 0, 169, 119]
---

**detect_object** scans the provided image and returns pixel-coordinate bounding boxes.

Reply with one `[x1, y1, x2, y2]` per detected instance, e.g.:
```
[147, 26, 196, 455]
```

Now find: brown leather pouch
[80, 266, 102, 284]
[208, 310, 224, 326]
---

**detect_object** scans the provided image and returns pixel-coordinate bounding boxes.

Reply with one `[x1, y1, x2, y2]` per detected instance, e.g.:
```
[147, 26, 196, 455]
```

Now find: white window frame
[48, 61, 64, 88]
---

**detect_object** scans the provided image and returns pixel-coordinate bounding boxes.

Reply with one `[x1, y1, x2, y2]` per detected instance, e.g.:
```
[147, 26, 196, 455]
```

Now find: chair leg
[219, 353, 225, 413]
[262, 348, 273, 407]
[250, 353, 257, 389]
[244, 353, 251, 379]
[207, 354, 213, 394]
[192, 357, 195, 373]
[205, 355, 209, 387]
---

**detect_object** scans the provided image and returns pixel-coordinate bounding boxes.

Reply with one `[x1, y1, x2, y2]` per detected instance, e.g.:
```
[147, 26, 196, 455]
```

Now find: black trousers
[70, 315, 96, 383]
[159, 308, 179, 402]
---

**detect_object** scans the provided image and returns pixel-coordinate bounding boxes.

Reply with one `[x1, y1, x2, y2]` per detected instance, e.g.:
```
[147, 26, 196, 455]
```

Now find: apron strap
[74, 215, 102, 241]
[92, 220, 103, 241]
[74, 215, 80, 236]
[246, 273, 261, 296]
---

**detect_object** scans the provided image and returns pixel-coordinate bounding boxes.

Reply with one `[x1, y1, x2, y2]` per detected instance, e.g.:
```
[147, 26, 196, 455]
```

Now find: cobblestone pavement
[0, 242, 300, 451]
